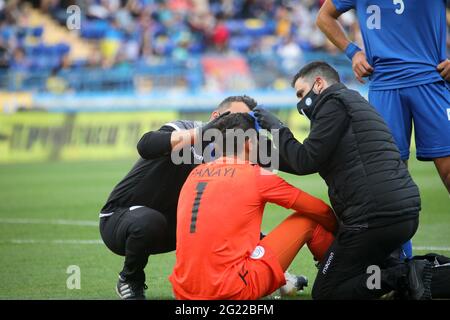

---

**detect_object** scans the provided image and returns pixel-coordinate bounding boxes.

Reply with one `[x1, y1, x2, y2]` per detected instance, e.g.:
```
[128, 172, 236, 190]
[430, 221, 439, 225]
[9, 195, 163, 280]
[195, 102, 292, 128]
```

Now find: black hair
[216, 95, 257, 112]
[291, 61, 340, 87]
[214, 113, 257, 157]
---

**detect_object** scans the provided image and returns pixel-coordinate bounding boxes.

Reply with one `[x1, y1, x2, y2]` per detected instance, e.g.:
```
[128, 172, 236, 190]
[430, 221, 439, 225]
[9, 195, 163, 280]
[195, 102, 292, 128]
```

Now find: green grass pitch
[0, 158, 448, 299]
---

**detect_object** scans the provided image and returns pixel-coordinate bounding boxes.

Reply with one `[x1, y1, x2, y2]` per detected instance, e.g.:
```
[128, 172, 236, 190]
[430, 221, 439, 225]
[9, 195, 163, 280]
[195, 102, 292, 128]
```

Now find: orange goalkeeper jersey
[169, 157, 305, 299]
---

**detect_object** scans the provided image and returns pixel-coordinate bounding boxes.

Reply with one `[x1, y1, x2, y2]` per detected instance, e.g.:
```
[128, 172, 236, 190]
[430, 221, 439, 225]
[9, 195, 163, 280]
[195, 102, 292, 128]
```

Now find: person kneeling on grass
[99, 95, 305, 299]
[169, 113, 336, 300]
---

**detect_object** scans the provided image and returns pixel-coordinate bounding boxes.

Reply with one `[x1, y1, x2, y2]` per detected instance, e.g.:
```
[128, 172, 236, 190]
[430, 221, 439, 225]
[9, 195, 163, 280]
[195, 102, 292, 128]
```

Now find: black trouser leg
[312, 218, 418, 300]
[100, 206, 173, 283]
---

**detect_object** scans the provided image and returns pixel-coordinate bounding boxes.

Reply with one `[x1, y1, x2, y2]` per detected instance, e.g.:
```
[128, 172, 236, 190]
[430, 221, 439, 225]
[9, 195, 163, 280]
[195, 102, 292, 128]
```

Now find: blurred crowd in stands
[0, 0, 449, 93]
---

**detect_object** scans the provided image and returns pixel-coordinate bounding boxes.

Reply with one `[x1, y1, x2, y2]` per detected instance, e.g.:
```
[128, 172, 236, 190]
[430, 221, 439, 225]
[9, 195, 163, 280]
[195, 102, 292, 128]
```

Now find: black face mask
[297, 83, 320, 119]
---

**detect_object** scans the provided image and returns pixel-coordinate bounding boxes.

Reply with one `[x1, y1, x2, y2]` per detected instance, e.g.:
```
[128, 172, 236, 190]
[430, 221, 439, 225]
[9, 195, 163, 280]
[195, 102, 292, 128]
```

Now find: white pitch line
[0, 239, 103, 245]
[0, 218, 98, 227]
[1, 239, 449, 251]
[413, 246, 450, 252]
[1, 217, 449, 251]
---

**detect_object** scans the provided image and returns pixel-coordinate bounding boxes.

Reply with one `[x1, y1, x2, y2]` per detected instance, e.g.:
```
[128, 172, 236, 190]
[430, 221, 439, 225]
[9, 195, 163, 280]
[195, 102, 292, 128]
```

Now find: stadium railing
[0, 52, 355, 94]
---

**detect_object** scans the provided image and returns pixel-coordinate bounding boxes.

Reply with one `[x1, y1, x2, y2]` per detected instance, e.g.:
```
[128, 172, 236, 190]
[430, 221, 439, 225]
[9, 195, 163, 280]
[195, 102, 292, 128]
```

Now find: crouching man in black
[253, 61, 432, 300]
[99, 96, 256, 299]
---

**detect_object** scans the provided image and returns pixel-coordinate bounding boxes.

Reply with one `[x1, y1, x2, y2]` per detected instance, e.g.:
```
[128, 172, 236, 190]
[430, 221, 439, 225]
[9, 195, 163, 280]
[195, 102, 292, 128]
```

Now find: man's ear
[315, 77, 326, 94]
[210, 111, 220, 120]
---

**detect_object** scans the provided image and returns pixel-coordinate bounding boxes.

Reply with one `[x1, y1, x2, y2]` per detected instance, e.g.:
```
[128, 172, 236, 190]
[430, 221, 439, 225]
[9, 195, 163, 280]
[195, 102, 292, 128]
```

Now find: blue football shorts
[369, 81, 450, 161]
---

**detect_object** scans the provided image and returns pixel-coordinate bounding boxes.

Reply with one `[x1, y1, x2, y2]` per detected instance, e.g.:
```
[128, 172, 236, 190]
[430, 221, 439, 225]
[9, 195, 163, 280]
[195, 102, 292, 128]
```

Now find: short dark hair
[216, 95, 257, 112]
[215, 113, 256, 156]
[291, 61, 340, 87]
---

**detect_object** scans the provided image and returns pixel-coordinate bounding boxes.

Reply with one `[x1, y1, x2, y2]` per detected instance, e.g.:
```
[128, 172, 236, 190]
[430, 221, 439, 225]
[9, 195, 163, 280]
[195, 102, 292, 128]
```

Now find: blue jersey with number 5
[332, 0, 447, 90]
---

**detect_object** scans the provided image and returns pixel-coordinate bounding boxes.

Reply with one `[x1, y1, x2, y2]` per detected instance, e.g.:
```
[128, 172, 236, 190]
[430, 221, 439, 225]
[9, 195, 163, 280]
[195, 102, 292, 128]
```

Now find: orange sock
[307, 224, 335, 262]
[261, 214, 317, 271]
[261, 214, 335, 271]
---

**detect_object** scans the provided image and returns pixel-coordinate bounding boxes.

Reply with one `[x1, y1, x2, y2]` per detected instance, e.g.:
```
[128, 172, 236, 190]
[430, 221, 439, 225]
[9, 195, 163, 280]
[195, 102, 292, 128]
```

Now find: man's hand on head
[170, 112, 234, 154]
[201, 111, 231, 133]
[253, 106, 285, 130]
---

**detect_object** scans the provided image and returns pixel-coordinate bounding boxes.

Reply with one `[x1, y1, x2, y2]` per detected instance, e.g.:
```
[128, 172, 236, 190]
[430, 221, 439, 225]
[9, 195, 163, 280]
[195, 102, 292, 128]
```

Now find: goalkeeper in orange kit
[169, 113, 337, 300]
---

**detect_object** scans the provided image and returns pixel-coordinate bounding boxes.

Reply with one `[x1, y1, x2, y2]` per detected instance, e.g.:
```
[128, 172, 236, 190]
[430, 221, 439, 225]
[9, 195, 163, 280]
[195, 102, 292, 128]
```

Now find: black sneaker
[116, 275, 147, 300]
[406, 259, 432, 300]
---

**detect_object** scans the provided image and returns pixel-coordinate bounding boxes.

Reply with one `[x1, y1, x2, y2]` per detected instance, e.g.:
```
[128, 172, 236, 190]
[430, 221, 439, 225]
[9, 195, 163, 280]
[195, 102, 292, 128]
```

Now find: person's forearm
[291, 191, 337, 233]
[277, 102, 348, 175]
[137, 128, 198, 159]
[257, 134, 298, 174]
[276, 127, 320, 175]
[316, 2, 351, 52]
[137, 130, 172, 159]
[277, 155, 300, 175]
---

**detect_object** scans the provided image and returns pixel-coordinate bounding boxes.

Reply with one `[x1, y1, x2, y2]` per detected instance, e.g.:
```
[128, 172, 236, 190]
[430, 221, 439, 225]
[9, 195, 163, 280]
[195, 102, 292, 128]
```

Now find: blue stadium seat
[54, 43, 71, 55]
[80, 20, 110, 39]
[32, 26, 44, 38]
[188, 41, 205, 54]
[28, 43, 47, 55]
[0, 26, 14, 41]
[70, 59, 88, 69]
[225, 20, 244, 35]
[209, 3, 222, 15]
[298, 40, 314, 51]
[242, 19, 273, 37]
[229, 36, 254, 53]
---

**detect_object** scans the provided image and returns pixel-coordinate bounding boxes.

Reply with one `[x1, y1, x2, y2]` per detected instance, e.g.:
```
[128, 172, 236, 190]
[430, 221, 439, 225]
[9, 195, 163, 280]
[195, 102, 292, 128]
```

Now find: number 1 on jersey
[190, 182, 208, 233]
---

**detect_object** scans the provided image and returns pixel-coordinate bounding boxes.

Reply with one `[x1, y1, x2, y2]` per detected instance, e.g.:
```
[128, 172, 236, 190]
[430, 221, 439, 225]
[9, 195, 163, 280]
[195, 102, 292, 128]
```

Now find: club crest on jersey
[250, 246, 265, 260]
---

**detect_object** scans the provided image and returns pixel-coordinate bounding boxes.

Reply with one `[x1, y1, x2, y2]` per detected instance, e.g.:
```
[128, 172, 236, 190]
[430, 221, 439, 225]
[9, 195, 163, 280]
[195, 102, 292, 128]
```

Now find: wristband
[345, 42, 362, 61]
[248, 111, 262, 131]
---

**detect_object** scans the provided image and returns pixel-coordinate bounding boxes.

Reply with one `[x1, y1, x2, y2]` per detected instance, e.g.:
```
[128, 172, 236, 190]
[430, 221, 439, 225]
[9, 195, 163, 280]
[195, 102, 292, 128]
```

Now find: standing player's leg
[100, 206, 169, 299]
[368, 89, 413, 161]
[405, 81, 450, 194]
[369, 88, 414, 260]
[434, 156, 450, 194]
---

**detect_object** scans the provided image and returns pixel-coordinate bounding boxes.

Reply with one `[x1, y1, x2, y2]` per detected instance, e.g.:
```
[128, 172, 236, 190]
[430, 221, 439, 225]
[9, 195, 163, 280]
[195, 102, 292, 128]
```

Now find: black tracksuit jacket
[277, 83, 421, 228]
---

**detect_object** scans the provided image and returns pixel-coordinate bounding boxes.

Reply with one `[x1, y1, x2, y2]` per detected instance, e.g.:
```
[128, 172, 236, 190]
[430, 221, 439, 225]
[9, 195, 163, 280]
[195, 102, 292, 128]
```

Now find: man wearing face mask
[253, 61, 431, 300]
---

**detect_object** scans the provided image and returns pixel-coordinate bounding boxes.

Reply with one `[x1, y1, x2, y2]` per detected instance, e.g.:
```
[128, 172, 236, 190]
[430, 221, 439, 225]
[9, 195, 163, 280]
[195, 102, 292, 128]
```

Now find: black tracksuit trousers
[312, 217, 419, 300]
[99, 206, 176, 283]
